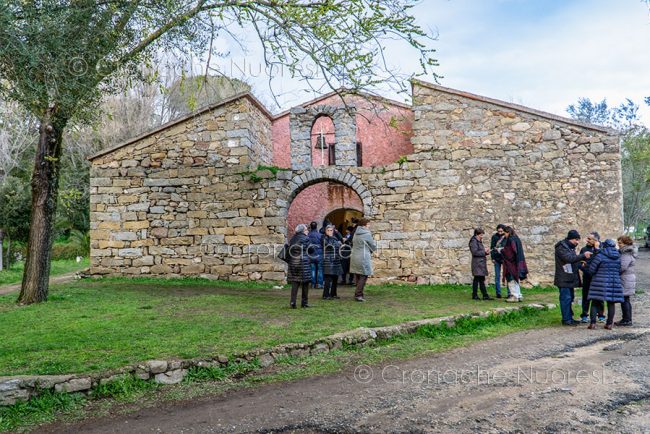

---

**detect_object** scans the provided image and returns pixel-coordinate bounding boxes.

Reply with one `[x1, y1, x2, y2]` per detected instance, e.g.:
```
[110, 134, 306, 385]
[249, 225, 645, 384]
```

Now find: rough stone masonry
[88, 80, 623, 285]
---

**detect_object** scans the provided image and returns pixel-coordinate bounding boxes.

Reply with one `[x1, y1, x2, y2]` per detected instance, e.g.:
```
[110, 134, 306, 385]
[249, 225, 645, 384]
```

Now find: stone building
[88, 80, 623, 285]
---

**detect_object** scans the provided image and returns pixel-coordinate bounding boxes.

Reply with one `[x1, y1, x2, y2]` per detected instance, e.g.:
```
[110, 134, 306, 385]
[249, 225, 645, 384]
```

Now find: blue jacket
[307, 229, 323, 263]
[587, 239, 624, 303]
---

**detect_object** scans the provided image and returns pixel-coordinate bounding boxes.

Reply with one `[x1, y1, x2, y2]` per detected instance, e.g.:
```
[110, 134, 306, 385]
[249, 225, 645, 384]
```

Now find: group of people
[554, 230, 637, 328]
[282, 217, 376, 308]
[284, 218, 639, 324]
[469, 224, 639, 328]
[468, 224, 528, 303]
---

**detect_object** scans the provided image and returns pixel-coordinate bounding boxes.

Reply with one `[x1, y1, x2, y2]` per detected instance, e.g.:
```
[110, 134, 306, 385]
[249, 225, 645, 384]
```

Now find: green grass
[0, 389, 86, 432]
[0, 306, 560, 433]
[0, 258, 90, 287]
[0, 277, 558, 376]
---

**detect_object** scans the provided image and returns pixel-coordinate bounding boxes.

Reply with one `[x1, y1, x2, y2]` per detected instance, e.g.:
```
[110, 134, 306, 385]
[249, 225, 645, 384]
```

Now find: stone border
[0, 302, 556, 406]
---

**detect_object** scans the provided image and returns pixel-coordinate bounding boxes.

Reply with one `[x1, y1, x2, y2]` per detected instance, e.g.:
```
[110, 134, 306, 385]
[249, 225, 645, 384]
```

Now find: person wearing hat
[578, 232, 603, 323]
[554, 230, 593, 326]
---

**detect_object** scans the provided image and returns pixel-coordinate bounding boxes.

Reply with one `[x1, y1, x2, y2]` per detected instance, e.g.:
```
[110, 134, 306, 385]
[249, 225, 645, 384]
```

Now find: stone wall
[90, 81, 623, 285]
[89, 96, 287, 281]
[400, 80, 623, 283]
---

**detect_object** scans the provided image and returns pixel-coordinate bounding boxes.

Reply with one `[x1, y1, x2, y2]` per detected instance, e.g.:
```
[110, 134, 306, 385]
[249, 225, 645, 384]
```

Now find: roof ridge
[411, 79, 612, 133]
[88, 92, 271, 161]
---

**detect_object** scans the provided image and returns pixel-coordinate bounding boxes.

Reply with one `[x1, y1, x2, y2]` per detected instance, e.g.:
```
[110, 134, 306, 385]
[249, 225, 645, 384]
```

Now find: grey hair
[326, 224, 336, 231]
[295, 224, 307, 234]
[590, 231, 601, 241]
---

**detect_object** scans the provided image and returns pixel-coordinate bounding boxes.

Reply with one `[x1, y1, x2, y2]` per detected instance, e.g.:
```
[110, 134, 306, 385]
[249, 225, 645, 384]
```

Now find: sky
[213, 0, 650, 125]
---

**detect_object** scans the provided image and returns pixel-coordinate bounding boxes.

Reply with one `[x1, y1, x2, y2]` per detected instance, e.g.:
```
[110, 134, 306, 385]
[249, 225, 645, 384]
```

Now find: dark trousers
[340, 258, 353, 284]
[290, 281, 309, 306]
[580, 275, 604, 318]
[559, 287, 575, 323]
[355, 274, 368, 298]
[472, 276, 488, 298]
[590, 300, 615, 325]
[621, 296, 632, 323]
[323, 274, 338, 298]
[580, 275, 592, 318]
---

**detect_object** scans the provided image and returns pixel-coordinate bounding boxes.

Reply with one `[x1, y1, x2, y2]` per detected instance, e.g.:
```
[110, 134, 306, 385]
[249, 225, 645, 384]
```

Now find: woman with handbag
[286, 224, 312, 308]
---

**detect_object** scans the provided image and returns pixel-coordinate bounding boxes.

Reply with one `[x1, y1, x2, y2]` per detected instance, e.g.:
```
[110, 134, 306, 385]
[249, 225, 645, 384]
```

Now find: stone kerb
[279, 167, 372, 217]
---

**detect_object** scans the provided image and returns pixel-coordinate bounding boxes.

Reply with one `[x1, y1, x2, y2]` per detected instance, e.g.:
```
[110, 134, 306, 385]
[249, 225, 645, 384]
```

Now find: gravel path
[39, 249, 650, 433]
[0, 273, 78, 296]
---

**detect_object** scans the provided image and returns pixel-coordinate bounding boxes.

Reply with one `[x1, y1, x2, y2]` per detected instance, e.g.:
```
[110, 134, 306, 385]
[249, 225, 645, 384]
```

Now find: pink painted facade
[287, 182, 364, 233]
[271, 94, 414, 169]
[274, 92, 414, 230]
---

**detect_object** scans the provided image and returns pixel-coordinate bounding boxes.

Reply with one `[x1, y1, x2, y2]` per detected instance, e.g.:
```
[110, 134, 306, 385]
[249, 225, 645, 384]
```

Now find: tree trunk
[17, 112, 66, 304]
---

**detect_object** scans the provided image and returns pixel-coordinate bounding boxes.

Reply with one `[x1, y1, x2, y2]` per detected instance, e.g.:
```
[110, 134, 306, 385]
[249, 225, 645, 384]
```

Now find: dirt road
[0, 273, 77, 296]
[40, 249, 650, 433]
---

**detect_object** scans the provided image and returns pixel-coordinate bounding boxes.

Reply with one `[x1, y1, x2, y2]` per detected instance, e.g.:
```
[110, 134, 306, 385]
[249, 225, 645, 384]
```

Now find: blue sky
[216, 0, 650, 125]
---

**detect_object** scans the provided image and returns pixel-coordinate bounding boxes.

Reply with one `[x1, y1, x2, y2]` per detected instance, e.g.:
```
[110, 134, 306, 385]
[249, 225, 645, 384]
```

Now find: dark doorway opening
[324, 208, 363, 236]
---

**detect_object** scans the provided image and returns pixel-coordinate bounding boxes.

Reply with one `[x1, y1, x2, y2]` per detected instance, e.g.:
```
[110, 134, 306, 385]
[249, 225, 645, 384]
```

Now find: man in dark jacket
[490, 224, 506, 298]
[555, 230, 592, 326]
[578, 232, 601, 323]
[308, 222, 323, 289]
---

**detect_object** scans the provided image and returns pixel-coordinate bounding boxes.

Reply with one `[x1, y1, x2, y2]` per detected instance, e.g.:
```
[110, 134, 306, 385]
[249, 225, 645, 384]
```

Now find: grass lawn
[0, 258, 90, 287]
[0, 277, 559, 377]
[1, 306, 560, 433]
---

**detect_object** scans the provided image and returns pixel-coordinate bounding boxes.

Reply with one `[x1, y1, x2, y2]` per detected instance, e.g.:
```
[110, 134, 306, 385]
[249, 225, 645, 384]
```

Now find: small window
[328, 144, 336, 166]
[356, 142, 363, 167]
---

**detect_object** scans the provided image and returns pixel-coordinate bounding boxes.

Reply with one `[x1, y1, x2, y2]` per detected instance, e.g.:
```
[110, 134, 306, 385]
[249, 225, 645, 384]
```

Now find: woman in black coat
[469, 228, 492, 300]
[322, 225, 343, 299]
[287, 224, 312, 308]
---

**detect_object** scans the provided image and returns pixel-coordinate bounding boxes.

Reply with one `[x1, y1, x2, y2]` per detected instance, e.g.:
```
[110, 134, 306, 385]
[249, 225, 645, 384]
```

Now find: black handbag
[277, 244, 290, 263]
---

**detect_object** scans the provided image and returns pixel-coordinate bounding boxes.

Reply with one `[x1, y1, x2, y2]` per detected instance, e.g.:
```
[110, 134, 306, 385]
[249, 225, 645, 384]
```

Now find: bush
[50, 243, 87, 260]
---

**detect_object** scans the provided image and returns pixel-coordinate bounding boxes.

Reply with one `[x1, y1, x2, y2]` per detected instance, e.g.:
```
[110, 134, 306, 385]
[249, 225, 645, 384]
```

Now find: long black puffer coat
[287, 233, 312, 283]
[322, 235, 343, 276]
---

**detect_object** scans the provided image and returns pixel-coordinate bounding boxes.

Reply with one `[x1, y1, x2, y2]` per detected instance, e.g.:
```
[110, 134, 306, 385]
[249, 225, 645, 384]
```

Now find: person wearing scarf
[500, 226, 528, 302]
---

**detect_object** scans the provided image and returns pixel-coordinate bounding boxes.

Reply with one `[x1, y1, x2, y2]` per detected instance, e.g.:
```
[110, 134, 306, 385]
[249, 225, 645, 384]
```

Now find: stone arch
[280, 167, 372, 222]
[310, 114, 336, 166]
[289, 104, 357, 170]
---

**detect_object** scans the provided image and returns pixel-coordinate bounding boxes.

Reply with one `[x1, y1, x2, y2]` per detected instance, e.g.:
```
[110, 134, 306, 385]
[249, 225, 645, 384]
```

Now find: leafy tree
[621, 129, 650, 234]
[0, 1, 437, 304]
[566, 98, 611, 126]
[0, 176, 32, 269]
[166, 75, 251, 120]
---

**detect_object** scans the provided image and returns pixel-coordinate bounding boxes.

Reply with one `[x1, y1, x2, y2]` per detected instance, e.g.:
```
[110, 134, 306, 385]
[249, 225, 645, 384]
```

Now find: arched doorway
[324, 208, 363, 236]
[278, 167, 373, 237]
[287, 181, 363, 234]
